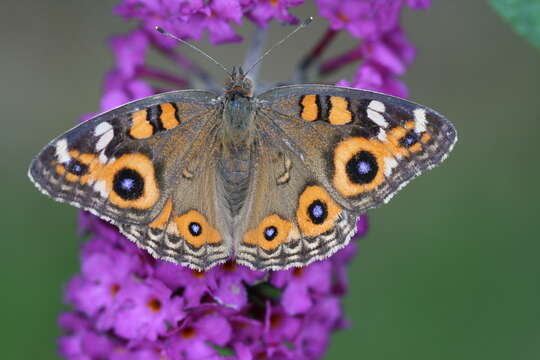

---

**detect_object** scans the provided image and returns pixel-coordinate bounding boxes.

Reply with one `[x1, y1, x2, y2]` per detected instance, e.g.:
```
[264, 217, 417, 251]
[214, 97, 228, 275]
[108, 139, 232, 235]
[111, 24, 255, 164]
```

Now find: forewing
[29, 90, 230, 269]
[256, 84, 457, 210]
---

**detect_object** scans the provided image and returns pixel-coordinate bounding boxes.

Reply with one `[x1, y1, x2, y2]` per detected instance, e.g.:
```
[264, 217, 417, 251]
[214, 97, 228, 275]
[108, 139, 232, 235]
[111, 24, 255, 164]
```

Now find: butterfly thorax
[221, 67, 256, 150]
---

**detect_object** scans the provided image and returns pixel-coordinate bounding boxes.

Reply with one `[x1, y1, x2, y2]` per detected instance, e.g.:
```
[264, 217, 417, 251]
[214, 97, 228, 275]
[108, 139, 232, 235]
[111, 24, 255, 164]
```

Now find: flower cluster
[316, 0, 430, 97]
[59, 213, 367, 359]
[59, 0, 430, 358]
[114, 0, 303, 46]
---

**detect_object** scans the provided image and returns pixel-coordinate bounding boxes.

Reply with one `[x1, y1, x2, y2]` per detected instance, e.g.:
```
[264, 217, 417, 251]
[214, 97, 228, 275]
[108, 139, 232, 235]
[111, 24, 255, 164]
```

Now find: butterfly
[28, 65, 457, 271]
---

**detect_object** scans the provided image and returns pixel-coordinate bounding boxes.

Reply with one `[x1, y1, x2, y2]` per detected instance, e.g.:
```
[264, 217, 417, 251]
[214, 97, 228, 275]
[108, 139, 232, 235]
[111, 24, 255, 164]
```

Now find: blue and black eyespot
[188, 222, 202, 237]
[264, 226, 278, 241]
[346, 150, 378, 184]
[113, 168, 145, 200]
[307, 199, 328, 224]
[400, 131, 419, 148]
[66, 159, 88, 176]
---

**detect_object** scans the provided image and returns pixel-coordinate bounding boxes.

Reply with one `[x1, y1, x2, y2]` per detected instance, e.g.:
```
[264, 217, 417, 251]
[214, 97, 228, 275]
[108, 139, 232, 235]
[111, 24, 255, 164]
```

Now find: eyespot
[174, 210, 221, 248]
[54, 150, 99, 183]
[400, 131, 418, 148]
[264, 226, 278, 241]
[243, 215, 292, 251]
[66, 159, 89, 176]
[307, 200, 327, 225]
[346, 150, 378, 185]
[98, 153, 160, 209]
[296, 186, 342, 237]
[386, 121, 430, 156]
[113, 168, 144, 200]
[332, 137, 389, 197]
[189, 222, 202, 237]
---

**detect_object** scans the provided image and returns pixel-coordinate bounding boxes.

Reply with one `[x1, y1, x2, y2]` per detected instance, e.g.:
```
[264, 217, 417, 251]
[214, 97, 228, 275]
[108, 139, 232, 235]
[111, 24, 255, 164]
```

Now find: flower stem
[295, 28, 338, 82]
[156, 45, 220, 91]
[137, 66, 190, 88]
[319, 47, 363, 76]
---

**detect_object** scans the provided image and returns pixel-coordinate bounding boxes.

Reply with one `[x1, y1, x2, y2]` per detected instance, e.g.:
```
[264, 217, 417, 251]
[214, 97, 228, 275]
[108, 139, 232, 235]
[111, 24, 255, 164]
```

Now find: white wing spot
[384, 156, 399, 177]
[95, 128, 114, 152]
[94, 122, 112, 136]
[377, 128, 387, 142]
[99, 152, 109, 164]
[55, 139, 71, 163]
[368, 100, 385, 113]
[413, 108, 427, 133]
[367, 109, 388, 128]
[93, 180, 109, 198]
[95, 122, 114, 163]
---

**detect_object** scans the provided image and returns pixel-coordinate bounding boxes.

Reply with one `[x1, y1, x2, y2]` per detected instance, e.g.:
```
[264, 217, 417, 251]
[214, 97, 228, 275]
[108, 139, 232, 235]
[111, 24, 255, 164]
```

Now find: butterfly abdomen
[218, 148, 252, 216]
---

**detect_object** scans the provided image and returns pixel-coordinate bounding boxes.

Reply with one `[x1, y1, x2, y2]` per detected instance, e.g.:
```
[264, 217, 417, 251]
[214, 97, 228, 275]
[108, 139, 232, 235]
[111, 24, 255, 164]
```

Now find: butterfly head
[224, 66, 253, 98]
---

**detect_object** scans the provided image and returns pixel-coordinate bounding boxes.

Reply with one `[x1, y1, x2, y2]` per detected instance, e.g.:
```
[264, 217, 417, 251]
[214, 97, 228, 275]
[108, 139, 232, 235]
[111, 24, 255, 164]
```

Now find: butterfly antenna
[244, 17, 314, 77]
[155, 26, 231, 77]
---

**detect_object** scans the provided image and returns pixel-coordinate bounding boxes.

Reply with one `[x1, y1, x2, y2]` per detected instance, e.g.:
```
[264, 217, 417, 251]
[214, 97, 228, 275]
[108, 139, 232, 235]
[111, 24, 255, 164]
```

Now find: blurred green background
[1, 0, 539, 359]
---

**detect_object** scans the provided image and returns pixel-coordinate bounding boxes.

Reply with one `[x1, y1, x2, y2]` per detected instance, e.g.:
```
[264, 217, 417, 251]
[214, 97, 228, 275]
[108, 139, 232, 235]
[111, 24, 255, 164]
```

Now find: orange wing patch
[296, 186, 342, 237]
[328, 96, 352, 125]
[159, 103, 180, 130]
[244, 214, 292, 251]
[300, 94, 319, 122]
[174, 210, 221, 248]
[129, 109, 154, 139]
[149, 199, 173, 229]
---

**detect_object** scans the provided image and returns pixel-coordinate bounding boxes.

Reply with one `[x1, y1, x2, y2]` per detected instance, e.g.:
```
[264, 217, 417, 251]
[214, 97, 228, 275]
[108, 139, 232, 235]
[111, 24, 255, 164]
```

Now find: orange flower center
[110, 283, 120, 297]
[146, 297, 162, 312]
[222, 260, 237, 272]
[292, 268, 304, 278]
[270, 313, 282, 328]
[191, 270, 205, 279]
[180, 326, 197, 339]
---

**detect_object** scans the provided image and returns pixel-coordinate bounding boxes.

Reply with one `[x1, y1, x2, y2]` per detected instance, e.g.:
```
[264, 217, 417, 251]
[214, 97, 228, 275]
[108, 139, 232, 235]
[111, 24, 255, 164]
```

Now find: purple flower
[315, 0, 428, 96]
[165, 312, 232, 359]
[245, 0, 303, 27]
[154, 261, 210, 307]
[207, 260, 265, 309]
[114, 0, 302, 46]
[56, 0, 431, 358]
[65, 247, 142, 317]
[271, 261, 332, 315]
[98, 278, 185, 341]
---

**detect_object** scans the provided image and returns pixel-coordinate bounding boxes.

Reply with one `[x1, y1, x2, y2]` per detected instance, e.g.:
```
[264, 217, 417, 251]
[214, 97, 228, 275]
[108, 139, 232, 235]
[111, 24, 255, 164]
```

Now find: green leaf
[489, 0, 540, 49]
[209, 344, 235, 357]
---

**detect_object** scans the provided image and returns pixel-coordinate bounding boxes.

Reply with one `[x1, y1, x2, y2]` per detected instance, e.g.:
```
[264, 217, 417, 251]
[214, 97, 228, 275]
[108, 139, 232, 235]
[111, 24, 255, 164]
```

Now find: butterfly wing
[235, 85, 456, 270]
[29, 90, 230, 270]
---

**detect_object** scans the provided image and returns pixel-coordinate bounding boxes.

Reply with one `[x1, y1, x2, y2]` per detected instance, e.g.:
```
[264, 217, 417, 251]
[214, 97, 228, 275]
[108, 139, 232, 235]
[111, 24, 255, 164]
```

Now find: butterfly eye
[345, 150, 378, 185]
[113, 168, 145, 200]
